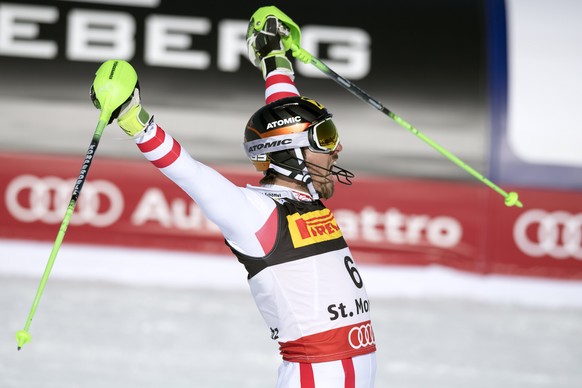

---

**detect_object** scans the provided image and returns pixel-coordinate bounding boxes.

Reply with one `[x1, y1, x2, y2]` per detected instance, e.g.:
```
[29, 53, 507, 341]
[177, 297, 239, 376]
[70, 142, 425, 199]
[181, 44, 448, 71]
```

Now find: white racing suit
[131, 69, 376, 387]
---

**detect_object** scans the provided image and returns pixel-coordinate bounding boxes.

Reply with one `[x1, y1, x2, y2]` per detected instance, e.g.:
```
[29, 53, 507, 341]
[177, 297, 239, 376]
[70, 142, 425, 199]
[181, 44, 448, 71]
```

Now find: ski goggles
[307, 117, 340, 153]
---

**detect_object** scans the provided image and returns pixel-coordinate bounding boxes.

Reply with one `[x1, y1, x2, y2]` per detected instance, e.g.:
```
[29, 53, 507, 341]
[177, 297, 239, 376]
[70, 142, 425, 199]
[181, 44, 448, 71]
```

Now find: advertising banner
[2, 152, 581, 280]
[0, 0, 488, 181]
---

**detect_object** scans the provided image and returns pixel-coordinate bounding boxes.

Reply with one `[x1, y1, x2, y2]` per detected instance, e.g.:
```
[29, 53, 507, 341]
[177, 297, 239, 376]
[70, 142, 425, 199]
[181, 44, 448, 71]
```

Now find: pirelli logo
[287, 209, 343, 248]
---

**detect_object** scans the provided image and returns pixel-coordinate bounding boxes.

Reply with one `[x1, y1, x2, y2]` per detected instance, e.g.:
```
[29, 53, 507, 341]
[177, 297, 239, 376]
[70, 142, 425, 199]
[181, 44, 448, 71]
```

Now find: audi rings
[514, 209, 582, 260]
[6, 175, 124, 227]
[348, 323, 375, 349]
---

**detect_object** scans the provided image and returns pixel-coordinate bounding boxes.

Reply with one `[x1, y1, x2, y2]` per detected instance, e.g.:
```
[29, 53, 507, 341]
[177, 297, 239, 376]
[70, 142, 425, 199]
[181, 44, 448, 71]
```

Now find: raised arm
[97, 73, 275, 256]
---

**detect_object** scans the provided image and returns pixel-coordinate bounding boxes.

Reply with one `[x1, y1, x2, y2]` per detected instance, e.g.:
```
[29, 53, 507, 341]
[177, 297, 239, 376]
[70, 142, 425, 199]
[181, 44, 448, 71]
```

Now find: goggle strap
[245, 132, 310, 157]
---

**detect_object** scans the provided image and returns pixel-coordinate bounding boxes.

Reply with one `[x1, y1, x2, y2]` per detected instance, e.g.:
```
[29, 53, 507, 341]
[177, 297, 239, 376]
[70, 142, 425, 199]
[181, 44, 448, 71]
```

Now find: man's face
[304, 143, 343, 200]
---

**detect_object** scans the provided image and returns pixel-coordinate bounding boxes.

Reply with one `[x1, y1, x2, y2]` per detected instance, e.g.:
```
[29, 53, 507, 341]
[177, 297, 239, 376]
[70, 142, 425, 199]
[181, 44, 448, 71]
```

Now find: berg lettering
[248, 139, 293, 153]
[266, 116, 302, 130]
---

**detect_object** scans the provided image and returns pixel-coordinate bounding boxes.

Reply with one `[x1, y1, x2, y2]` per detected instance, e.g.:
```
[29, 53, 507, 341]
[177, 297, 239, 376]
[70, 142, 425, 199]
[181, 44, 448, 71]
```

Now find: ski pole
[16, 60, 138, 350]
[291, 45, 522, 208]
[249, 6, 522, 208]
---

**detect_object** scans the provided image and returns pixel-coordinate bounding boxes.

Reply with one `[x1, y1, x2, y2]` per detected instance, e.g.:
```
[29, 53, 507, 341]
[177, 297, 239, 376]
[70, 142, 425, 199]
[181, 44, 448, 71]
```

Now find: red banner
[1, 152, 581, 280]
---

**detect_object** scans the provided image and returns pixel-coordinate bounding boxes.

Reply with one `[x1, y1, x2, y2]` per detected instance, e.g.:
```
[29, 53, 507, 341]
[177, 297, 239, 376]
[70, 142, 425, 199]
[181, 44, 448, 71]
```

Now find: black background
[0, 0, 488, 179]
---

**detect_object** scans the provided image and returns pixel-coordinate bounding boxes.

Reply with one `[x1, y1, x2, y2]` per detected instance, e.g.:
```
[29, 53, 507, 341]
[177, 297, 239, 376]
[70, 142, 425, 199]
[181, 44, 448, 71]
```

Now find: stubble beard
[314, 174, 335, 199]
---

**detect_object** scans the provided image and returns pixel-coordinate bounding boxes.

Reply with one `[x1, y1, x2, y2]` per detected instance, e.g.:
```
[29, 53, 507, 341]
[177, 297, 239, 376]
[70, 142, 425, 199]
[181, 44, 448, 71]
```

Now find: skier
[93, 9, 377, 388]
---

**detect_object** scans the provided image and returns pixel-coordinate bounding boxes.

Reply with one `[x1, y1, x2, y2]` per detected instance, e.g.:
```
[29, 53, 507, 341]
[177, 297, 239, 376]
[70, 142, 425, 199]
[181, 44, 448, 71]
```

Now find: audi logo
[514, 209, 582, 260]
[5, 175, 124, 227]
[348, 323, 375, 349]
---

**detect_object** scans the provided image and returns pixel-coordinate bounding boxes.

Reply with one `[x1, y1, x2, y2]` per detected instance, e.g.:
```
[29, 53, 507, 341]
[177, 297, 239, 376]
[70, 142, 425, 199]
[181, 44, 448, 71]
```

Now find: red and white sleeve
[264, 71, 300, 104]
[133, 123, 277, 257]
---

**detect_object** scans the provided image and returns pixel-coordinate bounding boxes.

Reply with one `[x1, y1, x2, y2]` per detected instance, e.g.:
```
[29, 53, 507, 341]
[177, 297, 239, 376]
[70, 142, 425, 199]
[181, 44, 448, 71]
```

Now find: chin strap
[269, 149, 320, 200]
